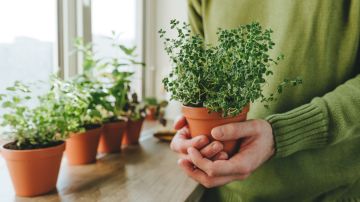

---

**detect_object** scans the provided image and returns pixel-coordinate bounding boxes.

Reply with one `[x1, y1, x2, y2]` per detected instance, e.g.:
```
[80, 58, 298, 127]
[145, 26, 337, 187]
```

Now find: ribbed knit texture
[189, 0, 360, 201]
[266, 103, 329, 158]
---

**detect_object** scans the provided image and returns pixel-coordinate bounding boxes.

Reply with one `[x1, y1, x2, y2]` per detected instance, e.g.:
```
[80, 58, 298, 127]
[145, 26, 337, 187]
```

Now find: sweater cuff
[265, 103, 329, 158]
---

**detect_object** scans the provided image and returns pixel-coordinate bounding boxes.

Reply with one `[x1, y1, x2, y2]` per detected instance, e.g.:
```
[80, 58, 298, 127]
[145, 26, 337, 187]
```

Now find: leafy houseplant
[160, 20, 301, 155]
[144, 97, 168, 126]
[0, 79, 88, 196]
[97, 34, 143, 152]
[65, 39, 109, 162]
[122, 93, 147, 145]
[94, 33, 147, 147]
[73, 36, 145, 153]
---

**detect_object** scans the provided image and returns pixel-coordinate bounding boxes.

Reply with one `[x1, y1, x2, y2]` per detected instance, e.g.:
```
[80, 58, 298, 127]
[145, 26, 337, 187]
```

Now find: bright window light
[92, 0, 142, 97]
[0, 0, 57, 91]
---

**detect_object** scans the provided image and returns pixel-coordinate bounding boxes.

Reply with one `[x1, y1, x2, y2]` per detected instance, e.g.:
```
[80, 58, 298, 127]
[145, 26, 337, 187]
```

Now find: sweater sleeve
[266, 74, 360, 158]
[188, 0, 204, 37]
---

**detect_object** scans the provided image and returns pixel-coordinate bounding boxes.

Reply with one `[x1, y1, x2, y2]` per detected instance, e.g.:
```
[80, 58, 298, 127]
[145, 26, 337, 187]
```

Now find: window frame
[57, 0, 151, 99]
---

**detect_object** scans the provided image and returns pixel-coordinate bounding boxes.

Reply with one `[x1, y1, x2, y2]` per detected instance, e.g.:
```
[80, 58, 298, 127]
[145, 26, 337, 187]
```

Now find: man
[170, 0, 360, 201]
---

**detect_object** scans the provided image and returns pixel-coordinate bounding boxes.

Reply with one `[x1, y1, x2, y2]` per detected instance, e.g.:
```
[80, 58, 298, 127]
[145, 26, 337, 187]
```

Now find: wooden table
[0, 121, 204, 202]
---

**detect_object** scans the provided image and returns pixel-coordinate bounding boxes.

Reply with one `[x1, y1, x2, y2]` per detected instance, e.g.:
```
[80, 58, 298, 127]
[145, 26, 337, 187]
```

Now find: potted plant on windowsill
[122, 93, 147, 145]
[0, 80, 85, 196]
[143, 97, 158, 120]
[99, 35, 145, 152]
[64, 79, 105, 164]
[160, 20, 302, 155]
[144, 97, 169, 126]
[72, 38, 125, 155]
[58, 61, 105, 164]
[96, 66, 130, 153]
[75, 35, 145, 153]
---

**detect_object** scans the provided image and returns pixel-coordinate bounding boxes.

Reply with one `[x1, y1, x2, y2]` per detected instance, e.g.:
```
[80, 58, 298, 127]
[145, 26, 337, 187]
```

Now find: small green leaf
[6, 87, 16, 91]
[2, 101, 12, 108]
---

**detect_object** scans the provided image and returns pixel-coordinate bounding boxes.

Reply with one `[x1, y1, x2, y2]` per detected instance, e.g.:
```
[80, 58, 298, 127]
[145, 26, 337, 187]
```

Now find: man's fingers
[188, 147, 243, 177]
[174, 116, 187, 130]
[200, 141, 223, 159]
[178, 158, 249, 188]
[212, 151, 228, 161]
[178, 158, 211, 185]
[170, 133, 209, 153]
[211, 120, 260, 141]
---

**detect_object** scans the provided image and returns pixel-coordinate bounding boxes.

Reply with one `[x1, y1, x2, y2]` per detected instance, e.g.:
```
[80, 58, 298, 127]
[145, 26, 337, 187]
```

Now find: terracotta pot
[0, 142, 65, 197]
[65, 127, 102, 165]
[122, 119, 144, 145]
[98, 121, 127, 153]
[182, 105, 249, 155]
[146, 106, 157, 120]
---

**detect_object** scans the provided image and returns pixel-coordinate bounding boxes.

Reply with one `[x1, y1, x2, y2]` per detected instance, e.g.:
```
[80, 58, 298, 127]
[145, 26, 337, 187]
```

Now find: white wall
[145, 0, 188, 120]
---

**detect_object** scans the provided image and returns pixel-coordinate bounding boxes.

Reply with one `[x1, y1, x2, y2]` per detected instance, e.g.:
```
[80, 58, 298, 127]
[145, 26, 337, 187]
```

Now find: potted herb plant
[64, 79, 104, 165]
[122, 93, 147, 145]
[160, 20, 301, 155]
[0, 79, 85, 196]
[80, 34, 145, 153]
[64, 65, 106, 164]
[72, 38, 125, 155]
[99, 35, 145, 152]
[60, 39, 105, 163]
[144, 97, 168, 125]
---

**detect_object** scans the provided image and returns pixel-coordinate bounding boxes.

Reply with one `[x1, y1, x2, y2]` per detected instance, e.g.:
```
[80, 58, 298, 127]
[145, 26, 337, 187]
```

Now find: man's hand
[178, 119, 275, 188]
[170, 117, 229, 161]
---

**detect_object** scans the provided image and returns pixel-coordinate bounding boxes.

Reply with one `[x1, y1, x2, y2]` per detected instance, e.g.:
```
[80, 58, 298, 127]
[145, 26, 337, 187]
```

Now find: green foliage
[0, 34, 145, 148]
[144, 97, 168, 109]
[0, 78, 90, 148]
[73, 34, 145, 123]
[160, 20, 302, 117]
[123, 93, 146, 121]
[144, 97, 168, 125]
[144, 97, 158, 106]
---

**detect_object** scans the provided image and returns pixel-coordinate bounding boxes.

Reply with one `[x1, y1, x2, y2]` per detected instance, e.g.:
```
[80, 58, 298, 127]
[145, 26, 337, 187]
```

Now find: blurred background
[0, 0, 188, 121]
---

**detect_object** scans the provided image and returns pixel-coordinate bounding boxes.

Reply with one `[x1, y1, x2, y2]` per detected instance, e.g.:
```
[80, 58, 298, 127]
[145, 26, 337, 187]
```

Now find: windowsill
[0, 121, 204, 202]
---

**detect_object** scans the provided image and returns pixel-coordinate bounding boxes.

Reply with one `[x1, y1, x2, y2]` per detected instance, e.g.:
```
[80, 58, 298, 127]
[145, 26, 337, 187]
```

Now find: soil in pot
[1, 141, 65, 197]
[122, 119, 144, 145]
[182, 105, 249, 156]
[98, 120, 127, 153]
[65, 125, 102, 165]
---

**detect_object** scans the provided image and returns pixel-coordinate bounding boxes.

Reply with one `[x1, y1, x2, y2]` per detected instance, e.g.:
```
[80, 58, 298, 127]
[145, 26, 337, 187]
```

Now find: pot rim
[182, 104, 250, 120]
[104, 120, 127, 128]
[70, 126, 103, 137]
[0, 141, 65, 153]
[128, 118, 145, 123]
[104, 118, 127, 124]
[0, 141, 65, 160]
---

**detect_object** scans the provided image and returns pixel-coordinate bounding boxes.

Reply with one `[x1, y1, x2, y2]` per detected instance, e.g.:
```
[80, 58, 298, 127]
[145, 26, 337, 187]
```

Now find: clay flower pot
[0, 142, 65, 197]
[122, 119, 144, 145]
[65, 127, 102, 165]
[182, 105, 249, 155]
[98, 121, 127, 153]
[146, 106, 157, 120]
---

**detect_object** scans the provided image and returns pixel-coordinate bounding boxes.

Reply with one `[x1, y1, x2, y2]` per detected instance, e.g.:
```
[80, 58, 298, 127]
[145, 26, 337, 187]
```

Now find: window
[0, 0, 58, 91]
[0, 0, 145, 97]
[91, 0, 143, 98]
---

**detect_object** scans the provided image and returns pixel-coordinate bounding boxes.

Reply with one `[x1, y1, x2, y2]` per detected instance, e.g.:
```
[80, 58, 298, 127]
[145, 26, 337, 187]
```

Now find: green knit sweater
[187, 0, 360, 201]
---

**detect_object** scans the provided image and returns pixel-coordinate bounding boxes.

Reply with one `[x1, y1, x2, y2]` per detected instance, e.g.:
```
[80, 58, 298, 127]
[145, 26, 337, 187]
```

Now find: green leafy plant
[144, 97, 158, 106]
[74, 34, 145, 123]
[123, 93, 146, 121]
[0, 78, 90, 149]
[144, 97, 168, 126]
[106, 33, 145, 121]
[160, 20, 302, 117]
[73, 38, 112, 126]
